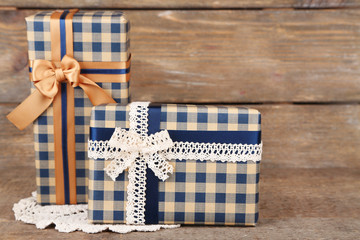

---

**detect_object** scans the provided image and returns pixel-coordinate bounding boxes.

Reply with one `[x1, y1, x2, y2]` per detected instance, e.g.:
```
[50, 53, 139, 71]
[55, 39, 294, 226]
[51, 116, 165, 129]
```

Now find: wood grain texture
[0, 11, 30, 104]
[0, 0, 359, 9]
[1, 168, 359, 239]
[259, 104, 360, 168]
[1, 10, 360, 103]
[130, 9, 360, 103]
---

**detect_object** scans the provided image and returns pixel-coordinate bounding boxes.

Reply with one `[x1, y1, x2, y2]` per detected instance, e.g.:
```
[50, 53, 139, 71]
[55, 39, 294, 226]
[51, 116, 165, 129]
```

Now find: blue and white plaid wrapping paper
[27, 11, 130, 205]
[88, 104, 261, 226]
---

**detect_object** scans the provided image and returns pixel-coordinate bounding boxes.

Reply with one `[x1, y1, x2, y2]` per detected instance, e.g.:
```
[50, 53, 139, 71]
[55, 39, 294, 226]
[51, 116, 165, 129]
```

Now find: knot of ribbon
[104, 128, 174, 181]
[7, 55, 116, 130]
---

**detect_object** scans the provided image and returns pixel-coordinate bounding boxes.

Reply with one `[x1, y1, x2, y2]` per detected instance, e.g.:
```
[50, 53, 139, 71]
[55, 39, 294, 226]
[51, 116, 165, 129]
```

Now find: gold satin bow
[7, 55, 116, 130]
[32, 55, 82, 98]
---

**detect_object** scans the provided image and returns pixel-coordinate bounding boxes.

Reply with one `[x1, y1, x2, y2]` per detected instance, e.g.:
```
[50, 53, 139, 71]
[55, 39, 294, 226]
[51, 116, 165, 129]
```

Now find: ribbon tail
[7, 90, 53, 130]
[104, 159, 128, 181]
[147, 153, 174, 181]
[78, 75, 116, 105]
[151, 130, 174, 151]
[104, 153, 135, 181]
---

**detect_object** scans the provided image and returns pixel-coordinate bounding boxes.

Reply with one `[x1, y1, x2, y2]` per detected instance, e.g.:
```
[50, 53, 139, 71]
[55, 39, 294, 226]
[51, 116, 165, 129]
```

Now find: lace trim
[89, 140, 262, 163]
[129, 102, 149, 136]
[126, 102, 150, 225]
[13, 192, 180, 234]
[165, 141, 262, 162]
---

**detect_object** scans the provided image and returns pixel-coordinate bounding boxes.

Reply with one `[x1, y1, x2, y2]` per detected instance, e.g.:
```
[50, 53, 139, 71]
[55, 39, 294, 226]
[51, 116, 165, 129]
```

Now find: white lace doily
[13, 192, 180, 234]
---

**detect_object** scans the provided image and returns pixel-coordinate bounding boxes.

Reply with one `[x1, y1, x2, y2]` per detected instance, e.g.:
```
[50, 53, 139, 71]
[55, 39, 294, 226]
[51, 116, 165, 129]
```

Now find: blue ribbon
[90, 128, 261, 145]
[81, 68, 130, 74]
[60, 10, 70, 205]
[29, 67, 130, 75]
[144, 105, 161, 224]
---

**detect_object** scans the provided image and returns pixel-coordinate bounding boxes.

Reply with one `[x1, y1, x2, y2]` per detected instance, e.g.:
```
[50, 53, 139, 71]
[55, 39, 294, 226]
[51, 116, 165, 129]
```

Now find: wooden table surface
[0, 1, 360, 239]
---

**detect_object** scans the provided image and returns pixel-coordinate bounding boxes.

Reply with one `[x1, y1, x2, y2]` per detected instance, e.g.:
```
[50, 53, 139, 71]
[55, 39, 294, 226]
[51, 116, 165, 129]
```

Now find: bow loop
[60, 55, 81, 87]
[104, 127, 174, 181]
[142, 130, 174, 153]
[108, 128, 143, 152]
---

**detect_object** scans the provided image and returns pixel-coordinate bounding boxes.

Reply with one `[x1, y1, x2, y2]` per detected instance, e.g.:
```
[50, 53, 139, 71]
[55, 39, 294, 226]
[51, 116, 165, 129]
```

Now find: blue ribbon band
[81, 68, 130, 74]
[59, 10, 68, 59]
[29, 67, 130, 75]
[144, 106, 161, 224]
[90, 128, 261, 145]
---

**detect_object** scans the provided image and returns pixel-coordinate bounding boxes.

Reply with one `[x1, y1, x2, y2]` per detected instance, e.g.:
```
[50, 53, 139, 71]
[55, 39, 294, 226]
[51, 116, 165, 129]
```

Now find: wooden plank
[1, 219, 360, 240]
[258, 104, 360, 168]
[1, 168, 360, 239]
[1, 10, 360, 103]
[1, 104, 359, 168]
[0, 0, 359, 9]
[261, 168, 360, 219]
[130, 10, 360, 103]
[0, 11, 30, 103]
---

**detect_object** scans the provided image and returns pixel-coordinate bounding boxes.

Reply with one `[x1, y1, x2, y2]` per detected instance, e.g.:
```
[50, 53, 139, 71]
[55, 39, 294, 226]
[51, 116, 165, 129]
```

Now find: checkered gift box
[88, 103, 262, 226]
[8, 10, 131, 205]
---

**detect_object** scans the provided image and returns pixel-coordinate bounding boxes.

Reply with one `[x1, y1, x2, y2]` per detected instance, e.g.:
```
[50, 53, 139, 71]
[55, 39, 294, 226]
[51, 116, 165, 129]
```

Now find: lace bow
[104, 127, 174, 181]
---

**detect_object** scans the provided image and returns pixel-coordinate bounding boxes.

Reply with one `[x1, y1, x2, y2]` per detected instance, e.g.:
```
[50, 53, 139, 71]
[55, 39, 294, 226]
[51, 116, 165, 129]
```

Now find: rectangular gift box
[23, 10, 130, 205]
[88, 103, 262, 226]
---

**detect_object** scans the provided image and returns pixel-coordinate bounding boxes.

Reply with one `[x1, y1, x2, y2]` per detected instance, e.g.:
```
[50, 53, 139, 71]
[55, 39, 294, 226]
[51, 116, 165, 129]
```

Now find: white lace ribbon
[88, 140, 263, 165]
[88, 102, 262, 225]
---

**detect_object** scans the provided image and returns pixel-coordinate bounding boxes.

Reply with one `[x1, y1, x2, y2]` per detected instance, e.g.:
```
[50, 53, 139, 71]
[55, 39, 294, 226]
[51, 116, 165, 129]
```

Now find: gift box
[88, 102, 262, 226]
[7, 10, 130, 205]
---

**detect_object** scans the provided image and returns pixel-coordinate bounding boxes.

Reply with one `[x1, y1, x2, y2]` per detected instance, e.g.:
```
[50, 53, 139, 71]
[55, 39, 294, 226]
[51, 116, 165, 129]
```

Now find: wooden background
[0, 1, 360, 239]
